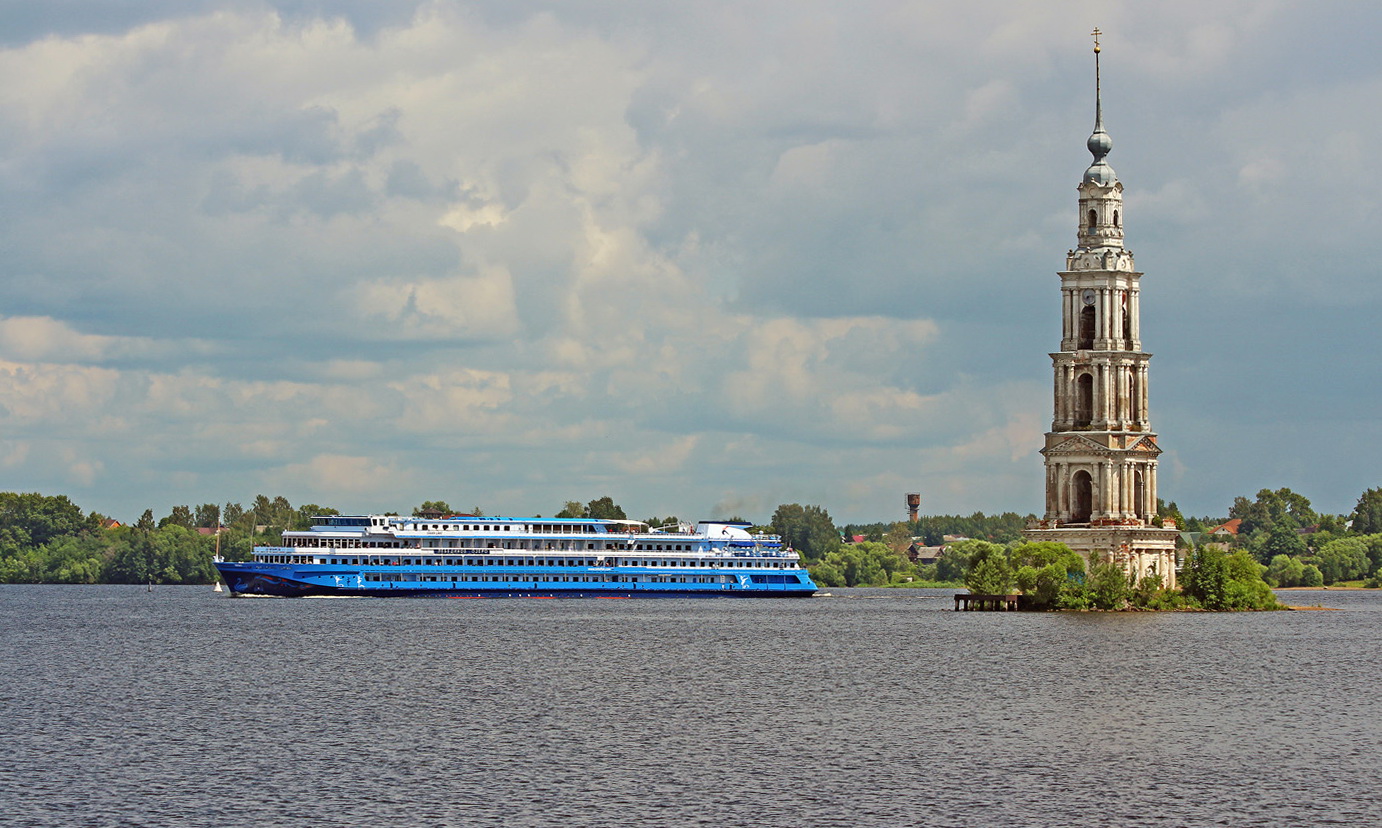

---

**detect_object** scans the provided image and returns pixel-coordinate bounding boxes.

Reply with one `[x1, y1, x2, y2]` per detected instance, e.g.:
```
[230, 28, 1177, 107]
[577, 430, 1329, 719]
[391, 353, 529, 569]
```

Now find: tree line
[4, 486, 1381, 591]
[0, 492, 686, 584]
[1185, 487, 1382, 588]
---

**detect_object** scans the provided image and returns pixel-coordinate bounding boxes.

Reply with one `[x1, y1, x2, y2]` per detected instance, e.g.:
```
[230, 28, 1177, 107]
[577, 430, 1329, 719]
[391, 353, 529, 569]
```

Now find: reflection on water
[2, 585, 1379, 827]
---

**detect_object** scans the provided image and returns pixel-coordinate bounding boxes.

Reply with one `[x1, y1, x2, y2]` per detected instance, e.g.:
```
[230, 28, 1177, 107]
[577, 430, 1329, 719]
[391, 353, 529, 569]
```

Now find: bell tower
[1023, 30, 1179, 587]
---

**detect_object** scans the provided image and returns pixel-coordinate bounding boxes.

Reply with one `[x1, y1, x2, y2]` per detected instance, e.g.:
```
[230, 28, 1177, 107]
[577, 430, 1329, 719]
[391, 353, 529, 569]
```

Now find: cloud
[276, 454, 414, 496]
[0, 1, 1380, 522]
[0, 316, 212, 364]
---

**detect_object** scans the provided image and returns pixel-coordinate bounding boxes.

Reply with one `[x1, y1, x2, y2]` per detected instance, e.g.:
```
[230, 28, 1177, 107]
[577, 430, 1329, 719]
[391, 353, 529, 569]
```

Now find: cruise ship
[214, 514, 818, 598]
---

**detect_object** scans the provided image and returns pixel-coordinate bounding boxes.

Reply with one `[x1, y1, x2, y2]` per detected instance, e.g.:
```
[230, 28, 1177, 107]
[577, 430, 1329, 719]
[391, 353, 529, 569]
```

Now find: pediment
[1042, 433, 1162, 458]
[1042, 435, 1112, 457]
[1126, 435, 1162, 456]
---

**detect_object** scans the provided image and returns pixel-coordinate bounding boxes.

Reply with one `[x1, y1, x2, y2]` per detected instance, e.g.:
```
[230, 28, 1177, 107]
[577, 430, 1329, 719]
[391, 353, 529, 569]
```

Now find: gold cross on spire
[1091, 27, 1102, 53]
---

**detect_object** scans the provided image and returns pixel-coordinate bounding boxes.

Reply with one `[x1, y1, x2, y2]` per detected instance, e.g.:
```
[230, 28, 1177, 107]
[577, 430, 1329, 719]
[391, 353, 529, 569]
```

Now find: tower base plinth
[1022, 525, 1180, 590]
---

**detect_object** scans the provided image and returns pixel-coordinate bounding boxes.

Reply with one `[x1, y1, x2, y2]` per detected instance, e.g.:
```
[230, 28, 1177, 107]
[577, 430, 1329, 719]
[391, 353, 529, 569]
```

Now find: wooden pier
[954, 593, 1021, 611]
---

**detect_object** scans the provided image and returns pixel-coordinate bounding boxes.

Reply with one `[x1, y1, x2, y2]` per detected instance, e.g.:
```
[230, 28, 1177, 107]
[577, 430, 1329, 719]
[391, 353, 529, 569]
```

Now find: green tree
[1316, 514, 1348, 535]
[35, 534, 110, 583]
[1315, 537, 1369, 584]
[585, 497, 626, 521]
[1010, 541, 1085, 609]
[194, 503, 221, 528]
[808, 560, 845, 587]
[1229, 488, 1317, 536]
[1181, 546, 1230, 609]
[1009, 541, 1084, 573]
[1265, 554, 1306, 587]
[771, 504, 841, 564]
[1182, 545, 1281, 610]
[810, 542, 913, 587]
[1349, 488, 1382, 535]
[1359, 534, 1382, 575]
[413, 501, 454, 516]
[1157, 498, 1184, 530]
[918, 512, 1032, 545]
[135, 509, 156, 531]
[0, 492, 92, 553]
[1089, 558, 1132, 610]
[960, 541, 1012, 594]
[295, 504, 338, 529]
[249, 495, 295, 530]
[1222, 551, 1280, 609]
[934, 548, 969, 583]
[1015, 561, 1072, 609]
[1252, 523, 1308, 564]
[883, 522, 913, 555]
[107, 528, 157, 582]
[159, 505, 194, 529]
[555, 501, 584, 518]
[148, 525, 218, 583]
[1131, 573, 1181, 610]
[966, 556, 1013, 595]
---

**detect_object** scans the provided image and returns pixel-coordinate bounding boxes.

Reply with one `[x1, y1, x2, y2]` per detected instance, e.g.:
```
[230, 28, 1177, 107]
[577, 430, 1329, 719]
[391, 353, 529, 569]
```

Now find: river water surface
[1, 585, 1379, 827]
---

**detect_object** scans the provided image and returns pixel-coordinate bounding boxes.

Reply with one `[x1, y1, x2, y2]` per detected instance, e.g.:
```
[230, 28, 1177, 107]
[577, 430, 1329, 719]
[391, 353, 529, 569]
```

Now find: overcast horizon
[2, 1, 1379, 525]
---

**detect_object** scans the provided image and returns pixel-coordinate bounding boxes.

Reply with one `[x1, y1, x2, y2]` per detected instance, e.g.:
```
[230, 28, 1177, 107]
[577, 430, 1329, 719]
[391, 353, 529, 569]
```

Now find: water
[2, 586, 1379, 827]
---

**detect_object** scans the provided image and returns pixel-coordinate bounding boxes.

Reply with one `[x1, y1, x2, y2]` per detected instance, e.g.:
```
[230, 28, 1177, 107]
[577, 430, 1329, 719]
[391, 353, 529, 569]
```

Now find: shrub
[1089, 559, 1132, 610]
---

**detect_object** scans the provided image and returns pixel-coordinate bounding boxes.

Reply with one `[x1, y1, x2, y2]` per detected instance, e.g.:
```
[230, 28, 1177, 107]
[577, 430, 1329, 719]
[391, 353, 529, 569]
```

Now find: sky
[1, 0, 1380, 524]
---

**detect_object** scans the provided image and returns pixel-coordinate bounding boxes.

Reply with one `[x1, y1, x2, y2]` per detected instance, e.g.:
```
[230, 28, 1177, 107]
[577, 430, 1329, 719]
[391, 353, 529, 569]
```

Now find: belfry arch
[1070, 471, 1093, 524]
[1075, 373, 1093, 427]
[1134, 468, 1147, 520]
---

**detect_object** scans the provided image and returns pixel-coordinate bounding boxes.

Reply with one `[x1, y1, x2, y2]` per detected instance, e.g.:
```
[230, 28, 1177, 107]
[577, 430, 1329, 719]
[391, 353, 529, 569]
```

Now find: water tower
[905, 493, 921, 523]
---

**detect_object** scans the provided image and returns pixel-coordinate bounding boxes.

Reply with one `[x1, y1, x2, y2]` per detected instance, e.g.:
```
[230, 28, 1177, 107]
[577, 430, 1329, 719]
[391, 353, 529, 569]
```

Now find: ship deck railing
[253, 545, 797, 558]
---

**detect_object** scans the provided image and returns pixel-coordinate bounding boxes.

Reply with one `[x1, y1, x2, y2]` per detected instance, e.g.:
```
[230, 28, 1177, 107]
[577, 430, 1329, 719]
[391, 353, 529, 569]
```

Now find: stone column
[1106, 460, 1116, 520]
[1114, 290, 1124, 348]
[1057, 463, 1068, 522]
[1101, 288, 1112, 343]
[1063, 364, 1073, 426]
[1140, 365, 1150, 423]
[1047, 464, 1058, 519]
[1131, 288, 1140, 344]
[1064, 289, 1074, 344]
[1118, 363, 1128, 426]
[1148, 463, 1158, 519]
[1102, 363, 1113, 427]
[1092, 364, 1103, 427]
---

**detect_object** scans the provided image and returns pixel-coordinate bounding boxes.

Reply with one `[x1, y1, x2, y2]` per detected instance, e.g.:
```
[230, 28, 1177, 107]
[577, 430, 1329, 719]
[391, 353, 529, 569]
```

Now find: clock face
[1081, 289, 1096, 306]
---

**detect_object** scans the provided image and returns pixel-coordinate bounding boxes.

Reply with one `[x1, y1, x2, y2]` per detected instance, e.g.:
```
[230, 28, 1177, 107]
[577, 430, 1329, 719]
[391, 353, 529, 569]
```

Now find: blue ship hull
[215, 561, 817, 598]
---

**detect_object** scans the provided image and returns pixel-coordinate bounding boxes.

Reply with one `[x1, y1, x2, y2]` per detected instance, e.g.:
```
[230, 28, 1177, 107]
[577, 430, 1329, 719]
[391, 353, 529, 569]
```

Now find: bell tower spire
[1022, 32, 1180, 589]
[1085, 27, 1114, 187]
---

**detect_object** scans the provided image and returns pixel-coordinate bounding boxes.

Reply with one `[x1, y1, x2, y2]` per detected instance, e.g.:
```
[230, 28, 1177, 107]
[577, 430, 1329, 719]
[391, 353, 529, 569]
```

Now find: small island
[951, 539, 1281, 611]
